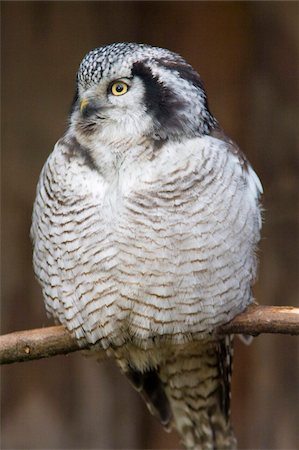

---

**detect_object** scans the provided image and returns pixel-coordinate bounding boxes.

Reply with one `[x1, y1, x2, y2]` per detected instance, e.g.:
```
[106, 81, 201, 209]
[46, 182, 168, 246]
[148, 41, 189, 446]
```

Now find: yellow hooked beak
[80, 98, 89, 113]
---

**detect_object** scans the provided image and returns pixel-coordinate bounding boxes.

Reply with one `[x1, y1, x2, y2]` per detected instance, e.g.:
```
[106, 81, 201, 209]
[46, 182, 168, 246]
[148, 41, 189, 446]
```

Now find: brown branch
[0, 326, 80, 365]
[1, 304, 298, 365]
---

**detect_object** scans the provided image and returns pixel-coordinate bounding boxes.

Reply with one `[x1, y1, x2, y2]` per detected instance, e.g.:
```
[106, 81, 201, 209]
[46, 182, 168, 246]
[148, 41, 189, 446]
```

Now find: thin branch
[0, 326, 79, 365]
[1, 304, 298, 365]
[219, 304, 299, 335]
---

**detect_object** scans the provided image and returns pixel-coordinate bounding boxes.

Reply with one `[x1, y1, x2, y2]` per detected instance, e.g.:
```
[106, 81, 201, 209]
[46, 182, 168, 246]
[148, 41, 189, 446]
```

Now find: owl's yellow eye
[111, 81, 129, 96]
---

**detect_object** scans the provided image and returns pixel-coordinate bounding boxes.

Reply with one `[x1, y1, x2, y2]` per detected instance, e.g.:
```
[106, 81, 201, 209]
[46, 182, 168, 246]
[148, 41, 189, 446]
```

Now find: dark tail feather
[126, 367, 173, 429]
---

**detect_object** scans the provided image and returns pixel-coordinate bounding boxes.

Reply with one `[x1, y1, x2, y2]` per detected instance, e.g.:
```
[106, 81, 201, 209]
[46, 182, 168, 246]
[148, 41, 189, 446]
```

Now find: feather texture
[31, 43, 262, 449]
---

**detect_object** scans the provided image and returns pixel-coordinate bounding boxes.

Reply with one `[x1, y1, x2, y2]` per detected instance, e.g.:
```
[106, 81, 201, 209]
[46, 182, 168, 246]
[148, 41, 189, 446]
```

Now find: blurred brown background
[1, 2, 298, 449]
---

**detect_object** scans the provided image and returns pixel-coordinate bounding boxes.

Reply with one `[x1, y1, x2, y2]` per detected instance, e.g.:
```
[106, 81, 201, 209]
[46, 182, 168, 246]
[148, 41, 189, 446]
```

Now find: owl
[31, 43, 262, 449]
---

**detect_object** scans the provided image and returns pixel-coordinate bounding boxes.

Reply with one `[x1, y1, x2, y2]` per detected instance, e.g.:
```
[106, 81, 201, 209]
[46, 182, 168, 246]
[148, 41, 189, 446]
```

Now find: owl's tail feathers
[126, 367, 173, 430]
[160, 336, 237, 450]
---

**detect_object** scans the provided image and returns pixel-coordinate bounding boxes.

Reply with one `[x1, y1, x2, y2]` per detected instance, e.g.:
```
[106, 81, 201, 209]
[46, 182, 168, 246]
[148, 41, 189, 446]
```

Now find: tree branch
[1, 304, 298, 365]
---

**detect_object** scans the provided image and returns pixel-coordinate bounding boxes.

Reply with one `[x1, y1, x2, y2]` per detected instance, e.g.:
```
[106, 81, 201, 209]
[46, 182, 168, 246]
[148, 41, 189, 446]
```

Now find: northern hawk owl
[31, 43, 262, 449]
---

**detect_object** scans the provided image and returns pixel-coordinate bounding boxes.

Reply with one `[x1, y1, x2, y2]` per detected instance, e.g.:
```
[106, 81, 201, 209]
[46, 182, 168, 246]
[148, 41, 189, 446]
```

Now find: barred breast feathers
[31, 133, 262, 348]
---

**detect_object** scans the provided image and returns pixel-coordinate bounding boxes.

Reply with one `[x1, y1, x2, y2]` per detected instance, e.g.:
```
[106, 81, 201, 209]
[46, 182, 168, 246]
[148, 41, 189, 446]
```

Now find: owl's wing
[210, 126, 263, 201]
[211, 127, 262, 347]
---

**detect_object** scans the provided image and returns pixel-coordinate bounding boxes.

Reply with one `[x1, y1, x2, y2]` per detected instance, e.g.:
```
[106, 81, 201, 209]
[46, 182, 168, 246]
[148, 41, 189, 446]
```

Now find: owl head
[70, 43, 217, 146]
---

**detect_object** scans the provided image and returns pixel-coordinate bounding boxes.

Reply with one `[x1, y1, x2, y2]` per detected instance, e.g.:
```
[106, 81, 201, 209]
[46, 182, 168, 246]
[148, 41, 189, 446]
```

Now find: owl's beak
[79, 98, 99, 118]
[80, 98, 89, 113]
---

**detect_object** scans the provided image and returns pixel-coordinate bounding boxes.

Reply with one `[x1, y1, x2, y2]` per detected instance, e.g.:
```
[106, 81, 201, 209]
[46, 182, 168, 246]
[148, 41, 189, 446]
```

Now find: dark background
[1, 2, 298, 449]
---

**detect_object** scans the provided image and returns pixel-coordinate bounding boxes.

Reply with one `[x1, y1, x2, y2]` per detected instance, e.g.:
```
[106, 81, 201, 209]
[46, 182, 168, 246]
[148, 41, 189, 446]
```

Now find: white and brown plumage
[31, 43, 262, 449]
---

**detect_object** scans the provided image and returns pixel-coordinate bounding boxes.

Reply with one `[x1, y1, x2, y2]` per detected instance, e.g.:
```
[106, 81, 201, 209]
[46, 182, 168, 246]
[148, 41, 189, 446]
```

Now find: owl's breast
[32, 137, 261, 348]
[113, 150, 255, 346]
